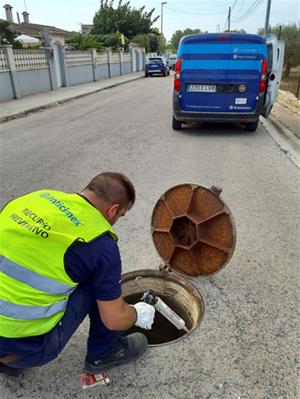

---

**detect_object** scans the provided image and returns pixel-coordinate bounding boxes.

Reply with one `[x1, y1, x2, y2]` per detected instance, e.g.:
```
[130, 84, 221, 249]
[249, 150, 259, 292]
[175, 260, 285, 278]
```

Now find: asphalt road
[0, 75, 299, 399]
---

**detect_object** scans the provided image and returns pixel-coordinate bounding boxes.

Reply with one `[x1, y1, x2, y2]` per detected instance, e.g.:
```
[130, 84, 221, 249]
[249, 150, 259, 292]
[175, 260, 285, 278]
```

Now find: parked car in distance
[172, 33, 284, 132]
[145, 56, 170, 77]
[168, 54, 177, 70]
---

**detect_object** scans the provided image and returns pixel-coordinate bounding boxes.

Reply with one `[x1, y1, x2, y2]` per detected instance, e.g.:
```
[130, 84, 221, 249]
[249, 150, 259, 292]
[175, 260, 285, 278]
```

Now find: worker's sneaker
[0, 362, 22, 377]
[85, 333, 147, 373]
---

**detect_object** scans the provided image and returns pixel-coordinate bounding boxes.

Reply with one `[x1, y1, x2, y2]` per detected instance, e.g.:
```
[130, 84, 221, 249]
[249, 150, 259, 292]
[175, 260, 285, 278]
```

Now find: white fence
[111, 52, 121, 64]
[0, 48, 136, 69]
[66, 51, 93, 66]
[0, 46, 145, 101]
[0, 49, 131, 71]
[96, 52, 108, 65]
[13, 49, 48, 70]
[0, 49, 9, 71]
[122, 53, 131, 63]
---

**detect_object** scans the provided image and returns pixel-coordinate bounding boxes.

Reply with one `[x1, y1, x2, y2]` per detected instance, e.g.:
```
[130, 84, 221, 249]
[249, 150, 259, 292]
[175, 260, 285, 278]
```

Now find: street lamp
[161, 2, 167, 35]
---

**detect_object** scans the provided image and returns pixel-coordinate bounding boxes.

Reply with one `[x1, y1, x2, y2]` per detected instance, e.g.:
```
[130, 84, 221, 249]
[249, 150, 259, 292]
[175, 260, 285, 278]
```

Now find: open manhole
[122, 270, 204, 346]
[122, 184, 236, 346]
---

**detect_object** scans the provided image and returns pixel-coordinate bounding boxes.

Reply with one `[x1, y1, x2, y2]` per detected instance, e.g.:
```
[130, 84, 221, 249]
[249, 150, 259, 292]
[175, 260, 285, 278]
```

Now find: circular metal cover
[151, 184, 236, 277]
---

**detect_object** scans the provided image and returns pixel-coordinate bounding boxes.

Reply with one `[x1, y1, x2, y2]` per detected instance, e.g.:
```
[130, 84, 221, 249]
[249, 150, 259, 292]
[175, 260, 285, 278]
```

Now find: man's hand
[97, 297, 138, 331]
[132, 302, 155, 330]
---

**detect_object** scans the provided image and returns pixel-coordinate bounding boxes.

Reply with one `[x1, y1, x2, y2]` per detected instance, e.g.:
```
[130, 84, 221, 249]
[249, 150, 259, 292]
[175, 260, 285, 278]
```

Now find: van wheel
[172, 116, 182, 130]
[245, 120, 259, 132]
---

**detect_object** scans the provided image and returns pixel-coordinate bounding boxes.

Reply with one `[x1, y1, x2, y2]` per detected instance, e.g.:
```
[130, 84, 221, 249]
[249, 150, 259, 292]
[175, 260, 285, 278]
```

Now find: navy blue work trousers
[7, 282, 120, 368]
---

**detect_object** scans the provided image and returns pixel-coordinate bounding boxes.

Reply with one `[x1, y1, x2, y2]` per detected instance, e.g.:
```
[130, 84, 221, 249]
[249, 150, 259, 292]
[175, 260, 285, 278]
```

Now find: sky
[1, 0, 299, 41]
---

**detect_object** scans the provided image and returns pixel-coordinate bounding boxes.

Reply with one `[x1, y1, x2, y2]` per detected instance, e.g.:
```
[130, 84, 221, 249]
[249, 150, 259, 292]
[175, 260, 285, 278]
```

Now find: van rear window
[148, 58, 163, 64]
[181, 33, 266, 45]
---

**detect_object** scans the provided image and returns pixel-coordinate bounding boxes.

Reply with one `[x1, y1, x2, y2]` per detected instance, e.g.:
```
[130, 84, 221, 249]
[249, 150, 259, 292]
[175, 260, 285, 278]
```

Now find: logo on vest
[40, 193, 82, 227]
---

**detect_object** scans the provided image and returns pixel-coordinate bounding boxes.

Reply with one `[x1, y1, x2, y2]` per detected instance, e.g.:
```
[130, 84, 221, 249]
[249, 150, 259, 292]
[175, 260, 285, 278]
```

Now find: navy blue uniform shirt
[0, 233, 122, 356]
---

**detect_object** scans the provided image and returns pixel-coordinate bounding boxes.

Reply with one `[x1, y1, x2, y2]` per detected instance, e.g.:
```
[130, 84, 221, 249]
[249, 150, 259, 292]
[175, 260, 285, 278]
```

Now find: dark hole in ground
[124, 293, 191, 345]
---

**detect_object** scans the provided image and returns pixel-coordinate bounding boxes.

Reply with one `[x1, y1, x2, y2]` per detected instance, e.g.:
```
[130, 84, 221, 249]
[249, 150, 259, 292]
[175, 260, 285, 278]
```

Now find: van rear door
[226, 37, 266, 113]
[178, 34, 266, 114]
[261, 35, 285, 117]
[179, 35, 232, 113]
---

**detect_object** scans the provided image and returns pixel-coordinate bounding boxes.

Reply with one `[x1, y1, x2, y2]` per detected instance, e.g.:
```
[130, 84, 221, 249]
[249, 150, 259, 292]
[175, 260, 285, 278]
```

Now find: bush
[66, 32, 125, 51]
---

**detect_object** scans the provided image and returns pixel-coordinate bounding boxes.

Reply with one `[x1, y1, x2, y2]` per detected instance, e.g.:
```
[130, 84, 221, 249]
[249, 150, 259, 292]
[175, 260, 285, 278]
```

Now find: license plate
[150, 69, 161, 72]
[187, 84, 216, 93]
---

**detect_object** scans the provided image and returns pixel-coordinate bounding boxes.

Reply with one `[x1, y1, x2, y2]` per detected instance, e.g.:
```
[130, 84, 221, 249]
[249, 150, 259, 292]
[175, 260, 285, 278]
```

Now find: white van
[168, 54, 177, 70]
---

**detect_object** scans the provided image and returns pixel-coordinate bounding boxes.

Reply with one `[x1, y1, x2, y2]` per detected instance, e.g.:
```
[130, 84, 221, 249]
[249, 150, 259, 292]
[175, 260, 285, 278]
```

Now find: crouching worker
[0, 172, 155, 376]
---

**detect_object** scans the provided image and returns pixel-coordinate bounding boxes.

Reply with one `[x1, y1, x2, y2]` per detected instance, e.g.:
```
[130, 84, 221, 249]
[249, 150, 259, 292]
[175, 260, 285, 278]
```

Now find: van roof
[180, 33, 266, 46]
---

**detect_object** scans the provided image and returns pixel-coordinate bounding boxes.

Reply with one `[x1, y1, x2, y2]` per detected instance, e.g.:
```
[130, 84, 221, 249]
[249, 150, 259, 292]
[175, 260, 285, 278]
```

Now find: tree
[170, 28, 202, 51]
[133, 32, 166, 53]
[92, 0, 159, 40]
[258, 23, 300, 77]
[0, 20, 21, 48]
[132, 33, 150, 51]
[225, 29, 246, 33]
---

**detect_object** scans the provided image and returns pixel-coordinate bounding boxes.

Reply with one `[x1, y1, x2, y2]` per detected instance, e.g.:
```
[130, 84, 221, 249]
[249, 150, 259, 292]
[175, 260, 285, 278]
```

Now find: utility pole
[227, 6, 231, 32]
[216, 24, 220, 32]
[161, 2, 167, 35]
[264, 0, 272, 35]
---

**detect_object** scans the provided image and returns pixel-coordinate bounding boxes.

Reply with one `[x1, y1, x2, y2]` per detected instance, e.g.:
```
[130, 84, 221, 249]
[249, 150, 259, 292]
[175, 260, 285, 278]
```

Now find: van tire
[172, 116, 182, 130]
[245, 120, 259, 132]
[145, 73, 148, 77]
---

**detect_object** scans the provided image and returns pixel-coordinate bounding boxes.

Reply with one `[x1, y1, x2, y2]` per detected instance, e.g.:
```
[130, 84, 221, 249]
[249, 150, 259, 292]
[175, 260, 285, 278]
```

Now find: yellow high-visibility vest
[0, 190, 117, 338]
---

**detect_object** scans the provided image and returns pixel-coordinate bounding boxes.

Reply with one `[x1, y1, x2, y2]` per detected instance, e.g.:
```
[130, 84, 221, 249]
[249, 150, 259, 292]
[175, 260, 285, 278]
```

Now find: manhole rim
[121, 268, 205, 346]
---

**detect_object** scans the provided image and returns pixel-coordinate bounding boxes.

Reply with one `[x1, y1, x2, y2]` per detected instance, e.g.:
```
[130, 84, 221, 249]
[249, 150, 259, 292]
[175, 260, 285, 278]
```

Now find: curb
[261, 114, 300, 168]
[0, 75, 144, 124]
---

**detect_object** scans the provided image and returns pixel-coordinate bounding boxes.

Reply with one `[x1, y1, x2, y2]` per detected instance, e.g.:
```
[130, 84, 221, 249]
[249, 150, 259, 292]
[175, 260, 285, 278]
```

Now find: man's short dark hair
[84, 172, 135, 208]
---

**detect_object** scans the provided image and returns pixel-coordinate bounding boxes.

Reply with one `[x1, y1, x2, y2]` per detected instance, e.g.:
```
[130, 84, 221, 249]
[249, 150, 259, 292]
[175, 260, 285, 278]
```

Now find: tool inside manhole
[141, 289, 189, 333]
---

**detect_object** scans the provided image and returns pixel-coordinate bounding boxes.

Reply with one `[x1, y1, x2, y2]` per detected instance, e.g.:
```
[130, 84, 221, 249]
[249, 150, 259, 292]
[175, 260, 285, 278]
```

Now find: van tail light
[259, 57, 268, 93]
[174, 58, 182, 92]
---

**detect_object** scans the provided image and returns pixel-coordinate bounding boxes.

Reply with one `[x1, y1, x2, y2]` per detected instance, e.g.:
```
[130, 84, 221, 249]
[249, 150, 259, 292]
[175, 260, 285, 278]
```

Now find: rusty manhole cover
[151, 184, 236, 277]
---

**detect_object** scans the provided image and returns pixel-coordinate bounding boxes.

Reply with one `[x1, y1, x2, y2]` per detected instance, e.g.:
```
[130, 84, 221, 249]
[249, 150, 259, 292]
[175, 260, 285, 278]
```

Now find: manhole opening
[125, 293, 188, 345]
[122, 270, 204, 346]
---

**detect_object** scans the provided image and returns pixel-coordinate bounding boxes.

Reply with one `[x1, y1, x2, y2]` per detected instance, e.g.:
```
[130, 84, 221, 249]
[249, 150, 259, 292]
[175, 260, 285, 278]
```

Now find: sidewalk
[270, 89, 300, 139]
[0, 72, 144, 123]
[261, 90, 300, 167]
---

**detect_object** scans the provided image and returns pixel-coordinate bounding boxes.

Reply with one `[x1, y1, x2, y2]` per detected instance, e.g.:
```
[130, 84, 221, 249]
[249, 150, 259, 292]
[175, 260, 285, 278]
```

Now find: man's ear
[106, 203, 119, 219]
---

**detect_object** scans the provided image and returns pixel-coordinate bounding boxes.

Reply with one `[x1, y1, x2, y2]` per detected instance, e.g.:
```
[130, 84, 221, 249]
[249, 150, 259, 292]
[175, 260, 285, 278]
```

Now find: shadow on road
[175, 122, 259, 138]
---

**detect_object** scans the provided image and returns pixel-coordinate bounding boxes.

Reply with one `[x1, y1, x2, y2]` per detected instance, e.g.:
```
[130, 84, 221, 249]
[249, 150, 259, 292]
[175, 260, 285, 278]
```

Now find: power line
[236, 0, 246, 15]
[231, 0, 239, 11]
[239, 0, 264, 21]
[164, 5, 227, 16]
[232, 0, 265, 23]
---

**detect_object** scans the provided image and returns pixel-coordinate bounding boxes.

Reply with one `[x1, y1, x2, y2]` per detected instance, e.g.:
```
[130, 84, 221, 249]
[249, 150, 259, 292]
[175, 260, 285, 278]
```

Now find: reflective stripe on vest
[0, 190, 118, 337]
[0, 255, 75, 296]
[0, 298, 68, 320]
